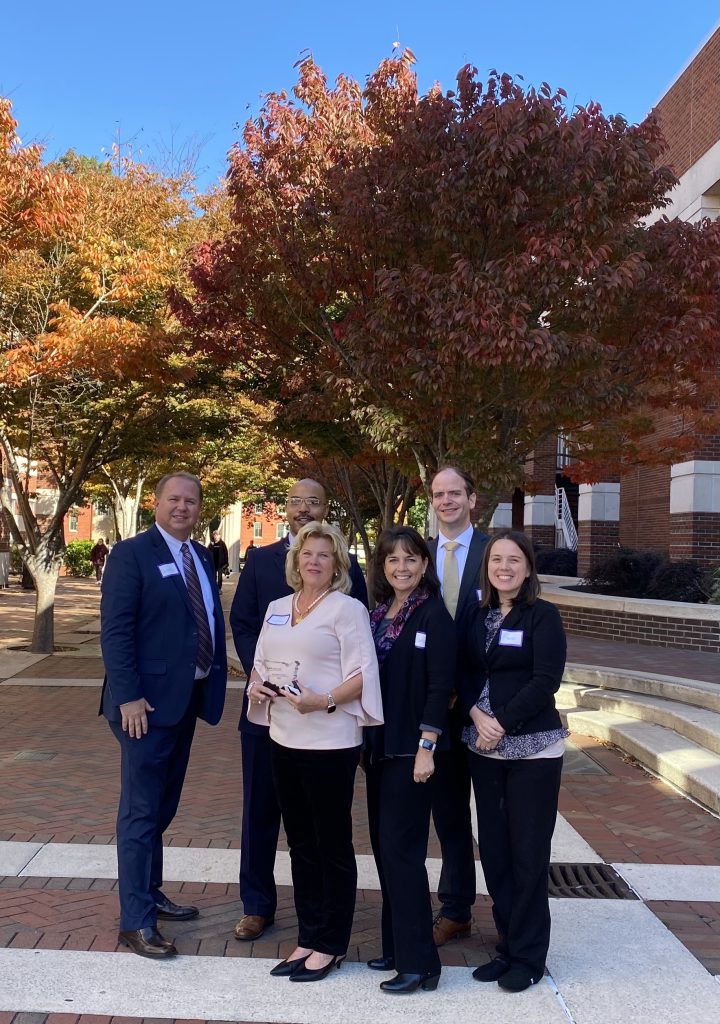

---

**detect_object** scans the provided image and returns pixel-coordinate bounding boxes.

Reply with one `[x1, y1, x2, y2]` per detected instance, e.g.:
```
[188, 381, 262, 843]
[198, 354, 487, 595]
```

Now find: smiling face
[154, 476, 202, 541]
[297, 535, 336, 592]
[487, 538, 531, 603]
[286, 479, 328, 536]
[431, 469, 476, 535]
[383, 540, 428, 603]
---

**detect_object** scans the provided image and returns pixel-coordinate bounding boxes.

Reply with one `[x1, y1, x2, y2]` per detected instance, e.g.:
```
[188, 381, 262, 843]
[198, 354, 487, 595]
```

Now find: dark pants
[467, 751, 562, 977]
[110, 688, 199, 931]
[431, 726, 477, 923]
[239, 730, 282, 918]
[367, 759, 442, 976]
[271, 740, 360, 955]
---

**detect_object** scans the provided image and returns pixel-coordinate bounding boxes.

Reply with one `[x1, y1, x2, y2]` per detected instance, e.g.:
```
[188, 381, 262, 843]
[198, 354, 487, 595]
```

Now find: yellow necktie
[443, 541, 460, 619]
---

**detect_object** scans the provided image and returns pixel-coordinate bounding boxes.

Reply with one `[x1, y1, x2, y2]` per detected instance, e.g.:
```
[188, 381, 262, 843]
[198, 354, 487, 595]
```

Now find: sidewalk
[1, 577, 719, 1022]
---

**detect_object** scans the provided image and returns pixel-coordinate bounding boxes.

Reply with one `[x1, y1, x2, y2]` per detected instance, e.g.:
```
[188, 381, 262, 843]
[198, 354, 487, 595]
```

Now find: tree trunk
[25, 551, 62, 653]
[116, 480, 144, 539]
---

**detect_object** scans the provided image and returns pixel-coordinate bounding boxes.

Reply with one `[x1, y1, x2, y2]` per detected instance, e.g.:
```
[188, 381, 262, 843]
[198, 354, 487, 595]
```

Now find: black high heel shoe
[270, 954, 310, 977]
[380, 970, 441, 994]
[289, 953, 345, 982]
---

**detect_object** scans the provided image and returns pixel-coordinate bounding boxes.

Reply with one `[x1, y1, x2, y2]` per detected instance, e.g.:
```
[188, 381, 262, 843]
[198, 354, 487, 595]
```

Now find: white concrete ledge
[543, 583, 720, 623]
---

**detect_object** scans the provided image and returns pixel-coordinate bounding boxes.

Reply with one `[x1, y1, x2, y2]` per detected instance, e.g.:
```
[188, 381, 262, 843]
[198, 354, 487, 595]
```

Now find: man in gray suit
[428, 466, 489, 944]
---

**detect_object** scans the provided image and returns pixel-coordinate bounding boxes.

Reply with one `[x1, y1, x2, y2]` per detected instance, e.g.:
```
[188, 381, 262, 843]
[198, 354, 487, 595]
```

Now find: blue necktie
[180, 542, 213, 674]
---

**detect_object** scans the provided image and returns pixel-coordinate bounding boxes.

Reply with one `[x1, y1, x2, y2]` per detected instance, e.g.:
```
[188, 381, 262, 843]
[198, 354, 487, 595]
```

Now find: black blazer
[229, 537, 369, 735]
[459, 599, 566, 737]
[369, 595, 456, 758]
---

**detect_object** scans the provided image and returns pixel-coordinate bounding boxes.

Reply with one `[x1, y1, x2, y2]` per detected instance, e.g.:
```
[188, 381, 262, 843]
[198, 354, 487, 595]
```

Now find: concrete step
[559, 705, 720, 815]
[564, 663, 720, 714]
[558, 684, 720, 756]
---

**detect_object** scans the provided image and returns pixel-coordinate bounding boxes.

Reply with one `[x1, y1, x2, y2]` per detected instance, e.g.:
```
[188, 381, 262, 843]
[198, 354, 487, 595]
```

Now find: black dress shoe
[118, 927, 177, 959]
[367, 956, 396, 971]
[155, 894, 199, 921]
[270, 954, 310, 977]
[498, 965, 542, 992]
[472, 956, 510, 982]
[289, 954, 345, 982]
[380, 971, 441, 994]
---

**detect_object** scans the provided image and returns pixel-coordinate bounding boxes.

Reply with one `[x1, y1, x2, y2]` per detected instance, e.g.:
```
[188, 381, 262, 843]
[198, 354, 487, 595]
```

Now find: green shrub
[584, 548, 665, 597]
[647, 561, 711, 604]
[708, 567, 720, 605]
[64, 540, 94, 577]
[10, 545, 23, 573]
[535, 547, 578, 576]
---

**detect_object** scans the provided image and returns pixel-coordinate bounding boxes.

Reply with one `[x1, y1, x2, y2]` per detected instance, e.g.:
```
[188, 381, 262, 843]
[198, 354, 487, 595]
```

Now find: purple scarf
[370, 588, 430, 666]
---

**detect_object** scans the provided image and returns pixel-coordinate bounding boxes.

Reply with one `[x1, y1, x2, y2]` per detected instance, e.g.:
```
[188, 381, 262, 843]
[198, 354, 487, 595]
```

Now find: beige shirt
[249, 591, 383, 749]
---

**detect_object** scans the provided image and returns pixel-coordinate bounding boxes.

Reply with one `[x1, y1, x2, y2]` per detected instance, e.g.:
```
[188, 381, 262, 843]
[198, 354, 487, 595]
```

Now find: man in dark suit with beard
[428, 466, 489, 946]
[101, 472, 227, 958]
[229, 478, 368, 941]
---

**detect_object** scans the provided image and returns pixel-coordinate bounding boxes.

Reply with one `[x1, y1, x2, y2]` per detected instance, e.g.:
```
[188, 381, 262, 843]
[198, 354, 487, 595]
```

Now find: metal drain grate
[548, 863, 637, 900]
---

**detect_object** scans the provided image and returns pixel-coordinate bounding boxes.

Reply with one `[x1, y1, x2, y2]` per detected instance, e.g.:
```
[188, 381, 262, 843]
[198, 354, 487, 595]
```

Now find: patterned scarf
[370, 588, 430, 666]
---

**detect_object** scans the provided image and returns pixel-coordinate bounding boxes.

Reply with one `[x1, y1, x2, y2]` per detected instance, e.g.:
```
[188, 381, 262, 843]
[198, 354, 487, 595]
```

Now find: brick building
[495, 27, 720, 575]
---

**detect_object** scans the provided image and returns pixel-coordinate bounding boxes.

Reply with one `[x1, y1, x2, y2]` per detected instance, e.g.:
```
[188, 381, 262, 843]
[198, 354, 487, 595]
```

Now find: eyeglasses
[287, 497, 323, 507]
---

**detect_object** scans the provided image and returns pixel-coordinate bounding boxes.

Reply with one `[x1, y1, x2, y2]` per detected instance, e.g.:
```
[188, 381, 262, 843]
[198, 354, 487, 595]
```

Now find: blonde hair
[286, 522, 352, 595]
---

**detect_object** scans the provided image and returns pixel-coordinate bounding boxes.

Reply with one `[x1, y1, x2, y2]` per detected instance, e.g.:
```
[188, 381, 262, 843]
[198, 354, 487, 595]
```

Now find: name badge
[415, 631, 427, 649]
[158, 562, 179, 578]
[267, 614, 291, 626]
[499, 629, 523, 647]
[476, 589, 482, 602]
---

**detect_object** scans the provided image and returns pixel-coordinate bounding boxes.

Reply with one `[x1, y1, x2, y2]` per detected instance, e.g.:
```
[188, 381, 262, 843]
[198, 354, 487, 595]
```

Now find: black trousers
[239, 731, 282, 917]
[467, 751, 562, 977]
[367, 758, 442, 976]
[271, 740, 360, 956]
[110, 685, 199, 930]
[431, 728, 477, 923]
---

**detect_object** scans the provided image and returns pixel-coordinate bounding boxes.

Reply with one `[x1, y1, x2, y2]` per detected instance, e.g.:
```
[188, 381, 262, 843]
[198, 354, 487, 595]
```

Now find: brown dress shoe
[234, 914, 274, 940]
[432, 914, 471, 946]
[119, 926, 177, 958]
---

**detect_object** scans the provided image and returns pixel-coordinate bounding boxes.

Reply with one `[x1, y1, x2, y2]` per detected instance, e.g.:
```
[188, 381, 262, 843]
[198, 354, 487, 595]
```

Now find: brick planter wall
[542, 584, 720, 653]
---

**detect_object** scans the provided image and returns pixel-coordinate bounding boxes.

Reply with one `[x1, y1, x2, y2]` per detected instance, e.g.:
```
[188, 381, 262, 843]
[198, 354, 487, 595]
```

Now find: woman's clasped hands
[470, 707, 505, 752]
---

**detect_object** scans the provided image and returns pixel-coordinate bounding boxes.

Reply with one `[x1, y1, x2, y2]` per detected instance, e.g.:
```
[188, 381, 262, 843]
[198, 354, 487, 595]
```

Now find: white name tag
[415, 631, 427, 649]
[267, 614, 291, 626]
[476, 589, 482, 602]
[158, 562, 179, 578]
[499, 629, 524, 647]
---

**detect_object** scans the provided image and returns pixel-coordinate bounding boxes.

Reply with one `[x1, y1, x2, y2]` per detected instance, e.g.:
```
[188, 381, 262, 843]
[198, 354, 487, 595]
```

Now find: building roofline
[649, 19, 720, 113]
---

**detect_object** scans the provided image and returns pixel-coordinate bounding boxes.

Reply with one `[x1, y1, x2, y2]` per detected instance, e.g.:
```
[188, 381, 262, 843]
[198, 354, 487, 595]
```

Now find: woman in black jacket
[365, 526, 456, 994]
[459, 529, 567, 993]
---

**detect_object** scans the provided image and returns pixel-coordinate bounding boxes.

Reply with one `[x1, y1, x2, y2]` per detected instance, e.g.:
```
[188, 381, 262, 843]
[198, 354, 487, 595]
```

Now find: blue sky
[3, 1, 719, 189]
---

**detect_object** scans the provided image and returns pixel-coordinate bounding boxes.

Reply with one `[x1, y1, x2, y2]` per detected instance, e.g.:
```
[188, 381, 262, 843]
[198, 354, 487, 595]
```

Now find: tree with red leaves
[179, 52, 720, 504]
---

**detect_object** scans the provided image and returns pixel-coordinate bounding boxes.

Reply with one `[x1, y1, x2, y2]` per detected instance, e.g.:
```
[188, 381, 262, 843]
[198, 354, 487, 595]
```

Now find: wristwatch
[418, 738, 436, 753]
[326, 693, 337, 714]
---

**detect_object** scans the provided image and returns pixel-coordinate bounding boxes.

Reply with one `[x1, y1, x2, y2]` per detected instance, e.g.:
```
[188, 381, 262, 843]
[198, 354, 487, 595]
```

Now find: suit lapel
[149, 525, 195, 617]
[457, 531, 486, 616]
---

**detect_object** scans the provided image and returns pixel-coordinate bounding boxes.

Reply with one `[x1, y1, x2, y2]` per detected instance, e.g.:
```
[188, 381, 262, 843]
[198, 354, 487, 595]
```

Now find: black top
[458, 598, 566, 737]
[368, 595, 456, 759]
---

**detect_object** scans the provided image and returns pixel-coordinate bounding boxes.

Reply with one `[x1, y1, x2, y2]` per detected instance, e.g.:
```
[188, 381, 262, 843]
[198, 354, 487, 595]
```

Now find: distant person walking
[208, 531, 230, 591]
[90, 538, 109, 583]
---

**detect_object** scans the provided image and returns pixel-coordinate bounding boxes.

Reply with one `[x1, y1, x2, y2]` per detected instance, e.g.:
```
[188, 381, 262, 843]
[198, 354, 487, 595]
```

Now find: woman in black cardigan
[365, 526, 456, 994]
[459, 529, 567, 993]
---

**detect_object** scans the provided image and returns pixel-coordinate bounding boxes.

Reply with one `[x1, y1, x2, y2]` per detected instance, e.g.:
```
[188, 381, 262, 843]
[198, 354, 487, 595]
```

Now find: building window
[253, 520, 263, 540]
[254, 500, 264, 515]
[276, 523, 287, 540]
[68, 511, 79, 533]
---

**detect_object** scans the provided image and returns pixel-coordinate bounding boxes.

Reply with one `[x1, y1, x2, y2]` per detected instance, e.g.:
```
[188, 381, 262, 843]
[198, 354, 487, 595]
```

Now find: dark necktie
[180, 542, 213, 674]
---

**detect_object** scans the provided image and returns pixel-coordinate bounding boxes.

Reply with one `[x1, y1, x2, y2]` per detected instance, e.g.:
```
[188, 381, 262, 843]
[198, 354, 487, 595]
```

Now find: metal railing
[555, 486, 578, 551]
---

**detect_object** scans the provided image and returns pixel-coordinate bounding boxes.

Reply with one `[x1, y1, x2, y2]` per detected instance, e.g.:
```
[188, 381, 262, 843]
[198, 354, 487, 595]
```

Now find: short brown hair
[430, 466, 476, 497]
[155, 472, 203, 502]
[480, 530, 540, 608]
[286, 522, 351, 594]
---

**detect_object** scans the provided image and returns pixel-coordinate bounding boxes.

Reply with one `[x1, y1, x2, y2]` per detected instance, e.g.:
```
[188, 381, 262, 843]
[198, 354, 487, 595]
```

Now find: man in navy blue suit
[101, 471, 227, 959]
[428, 466, 489, 946]
[229, 478, 368, 941]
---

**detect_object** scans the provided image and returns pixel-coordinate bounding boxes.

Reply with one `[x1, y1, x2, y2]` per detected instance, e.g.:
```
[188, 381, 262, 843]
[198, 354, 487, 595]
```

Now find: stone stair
[559, 663, 720, 815]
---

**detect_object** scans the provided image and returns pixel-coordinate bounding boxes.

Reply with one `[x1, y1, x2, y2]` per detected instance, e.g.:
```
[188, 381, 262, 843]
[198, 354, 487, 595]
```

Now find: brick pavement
[2, 576, 720, 1023]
